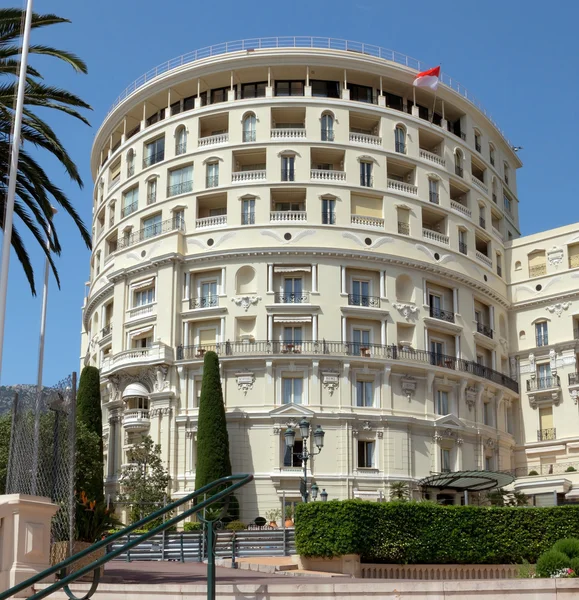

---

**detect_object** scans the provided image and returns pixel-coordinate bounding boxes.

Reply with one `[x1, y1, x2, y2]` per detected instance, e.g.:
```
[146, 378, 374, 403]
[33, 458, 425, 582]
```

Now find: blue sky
[2, 0, 578, 385]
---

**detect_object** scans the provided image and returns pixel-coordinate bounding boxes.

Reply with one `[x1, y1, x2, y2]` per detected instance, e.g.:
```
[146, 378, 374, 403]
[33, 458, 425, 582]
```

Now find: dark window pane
[183, 96, 195, 111]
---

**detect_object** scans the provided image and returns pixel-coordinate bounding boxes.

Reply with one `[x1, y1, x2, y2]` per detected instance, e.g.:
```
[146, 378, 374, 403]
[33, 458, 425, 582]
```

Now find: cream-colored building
[82, 38, 528, 518]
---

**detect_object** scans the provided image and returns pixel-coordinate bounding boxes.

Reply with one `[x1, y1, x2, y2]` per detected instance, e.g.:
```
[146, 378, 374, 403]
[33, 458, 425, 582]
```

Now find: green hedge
[295, 500, 579, 564]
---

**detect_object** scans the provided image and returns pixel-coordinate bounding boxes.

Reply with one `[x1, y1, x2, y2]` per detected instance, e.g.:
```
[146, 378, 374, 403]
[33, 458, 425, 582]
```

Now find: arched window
[454, 150, 463, 177]
[394, 126, 406, 154]
[479, 203, 486, 229]
[243, 113, 256, 143]
[127, 149, 135, 177]
[176, 127, 187, 155]
[504, 162, 510, 186]
[321, 113, 334, 141]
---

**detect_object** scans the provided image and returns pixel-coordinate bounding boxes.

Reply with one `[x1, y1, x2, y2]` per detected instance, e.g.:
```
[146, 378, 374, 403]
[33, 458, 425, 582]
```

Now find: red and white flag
[413, 66, 441, 91]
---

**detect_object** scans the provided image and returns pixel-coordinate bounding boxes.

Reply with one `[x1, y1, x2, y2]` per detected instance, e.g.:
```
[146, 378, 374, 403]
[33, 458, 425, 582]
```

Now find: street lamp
[285, 419, 325, 503]
[320, 488, 328, 502]
[311, 483, 319, 501]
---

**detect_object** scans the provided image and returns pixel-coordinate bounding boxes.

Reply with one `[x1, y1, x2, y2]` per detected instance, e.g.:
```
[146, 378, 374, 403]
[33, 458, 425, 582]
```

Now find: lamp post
[284, 418, 325, 503]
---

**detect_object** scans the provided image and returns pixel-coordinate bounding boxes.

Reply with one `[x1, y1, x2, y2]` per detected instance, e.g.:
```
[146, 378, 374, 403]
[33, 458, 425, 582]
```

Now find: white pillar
[183, 321, 190, 346]
[341, 266, 347, 294]
[311, 264, 318, 293]
[453, 288, 459, 313]
[489, 305, 495, 330]
[380, 271, 386, 298]
[184, 271, 190, 299]
[491, 350, 497, 371]
[455, 334, 461, 359]
[313, 315, 318, 341]
[220, 316, 226, 343]
[267, 315, 273, 341]
[267, 264, 273, 293]
[423, 278, 428, 306]
[221, 267, 226, 295]
[341, 316, 347, 342]
[424, 327, 429, 351]
[381, 320, 386, 346]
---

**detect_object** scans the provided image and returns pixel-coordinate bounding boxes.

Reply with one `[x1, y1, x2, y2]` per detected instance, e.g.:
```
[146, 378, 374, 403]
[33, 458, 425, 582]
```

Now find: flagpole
[0, 0, 35, 381]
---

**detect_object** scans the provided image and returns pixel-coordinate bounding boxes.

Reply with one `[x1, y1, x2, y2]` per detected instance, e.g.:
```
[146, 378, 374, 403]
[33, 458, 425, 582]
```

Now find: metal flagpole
[0, 0, 35, 381]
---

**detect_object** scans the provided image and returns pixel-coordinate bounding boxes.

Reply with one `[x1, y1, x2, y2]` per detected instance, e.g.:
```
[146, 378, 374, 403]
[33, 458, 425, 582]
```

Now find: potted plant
[284, 505, 294, 527]
[266, 508, 281, 528]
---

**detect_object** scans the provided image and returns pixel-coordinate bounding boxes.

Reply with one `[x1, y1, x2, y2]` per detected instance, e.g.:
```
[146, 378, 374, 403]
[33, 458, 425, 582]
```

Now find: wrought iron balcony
[526, 376, 561, 392]
[360, 175, 374, 187]
[348, 294, 381, 308]
[121, 202, 138, 218]
[429, 191, 439, 205]
[476, 322, 493, 338]
[241, 212, 255, 225]
[274, 292, 310, 304]
[455, 165, 464, 178]
[322, 212, 336, 225]
[429, 306, 455, 323]
[537, 428, 556, 442]
[475, 142, 482, 153]
[459, 242, 468, 255]
[395, 141, 406, 154]
[242, 130, 256, 142]
[281, 169, 295, 182]
[115, 218, 185, 250]
[143, 150, 165, 168]
[206, 175, 219, 188]
[569, 373, 579, 386]
[189, 296, 219, 309]
[479, 216, 486, 229]
[321, 129, 335, 141]
[175, 142, 187, 155]
[536, 334, 549, 347]
[167, 180, 193, 197]
[398, 221, 409, 235]
[101, 323, 112, 337]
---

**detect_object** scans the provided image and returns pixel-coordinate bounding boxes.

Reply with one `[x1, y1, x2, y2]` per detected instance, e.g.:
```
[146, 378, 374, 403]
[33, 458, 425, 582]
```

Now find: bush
[553, 538, 579, 559]
[295, 501, 579, 564]
[536, 550, 571, 577]
[225, 520, 246, 531]
[528, 470, 539, 476]
[569, 556, 579, 573]
[566, 466, 577, 472]
[183, 522, 202, 532]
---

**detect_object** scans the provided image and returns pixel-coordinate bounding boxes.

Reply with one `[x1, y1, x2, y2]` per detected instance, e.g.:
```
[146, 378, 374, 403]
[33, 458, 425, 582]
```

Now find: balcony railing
[311, 169, 346, 181]
[121, 202, 138, 218]
[122, 409, 151, 431]
[351, 214, 384, 228]
[206, 175, 219, 188]
[569, 372, 579, 386]
[242, 130, 256, 143]
[475, 142, 482, 153]
[175, 142, 187, 156]
[348, 294, 381, 308]
[530, 264, 547, 278]
[398, 221, 409, 235]
[455, 165, 463, 178]
[349, 132, 381, 146]
[128, 304, 154, 320]
[241, 212, 255, 225]
[115, 218, 185, 250]
[476, 321, 493, 338]
[232, 170, 266, 183]
[270, 211, 306, 222]
[167, 180, 193, 197]
[322, 212, 336, 225]
[459, 242, 468, 255]
[147, 191, 157, 205]
[196, 215, 227, 229]
[497, 265, 502, 277]
[102, 342, 174, 374]
[321, 129, 334, 141]
[429, 306, 455, 323]
[281, 168, 295, 182]
[527, 376, 560, 392]
[422, 228, 449, 245]
[476, 251, 492, 268]
[199, 133, 229, 146]
[450, 200, 471, 218]
[387, 179, 418, 195]
[479, 217, 486, 229]
[101, 323, 112, 337]
[492, 192, 497, 204]
[536, 334, 549, 347]
[175, 341, 519, 392]
[190, 296, 219, 309]
[537, 428, 556, 442]
[127, 165, 135, 178]
[429, 191, 439, 204]
[419, 148, 445, 166]
[471, 175, 488, 194]
[271, 128, 305, 140]
[395, 141, 406, 154]
[274, 292, 310, 304]
[143, 150, 164, 168]
[360, 175, 373, 187]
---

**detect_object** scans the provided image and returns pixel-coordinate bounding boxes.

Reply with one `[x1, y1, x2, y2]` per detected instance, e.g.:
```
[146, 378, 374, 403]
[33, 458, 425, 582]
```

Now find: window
[395, 126, 406, 153]
[483, 401, 492, 426]
[132, 334, 153, 349]
[351, 279, 370, 306]
[200, 281, 217, 306]
[358, 440, 375, 468]
[176, 127, 187, 155]
[484, 455, 493, 471]
[348, 83, 373, 103]
[143, 137, 165, 168]
[441, 448, 451, 472]
[127, 150, 135, 177]
[474, 131, 481, 153]
[109, 202, 116, 227]
[352, 328, 370, 356]
[122, 187, 138, 217]
[275, 80, 304, 96]
[360, 161, 373, 187]
[283, 278, 304, 303]
[537, 363, 551, 389]
[243, 114, 256, 142]
[211, 87, 229, 104]
[283, 438, 303, 467]
[428, 179, 439, 204]
[489, 145, 495, 166]
[168, 165, 193, 196]
[384, 92, 403, 111]
[241, 81, 267, 99]
[147, 179, 157, 205]
[503, 194, 512, 214]
[504, 162, 510, 185]
[134, 285, 155, 307]
[142, 213, 162, 239]
[455, 151, 463, 177]
[356, 380, 373, 407]
[281, 155, 295, 181]
[536, 321, 548, 347]
[430, 341, 444, 366]
[311, 79, 340, 98]
[173, 209, 184, 229]
[436, 390, 449, 415]
[170, 101, 181, 116]
[242, 198, 255, 225]
[321, 113, 334, 141]
[479, 205, 486, 229]
[146, 108, 165, 127]
[458, 229, 467, 254]
[322, 197, 336, 224]
[496, 253, 502, 277]
[206, 162, 219, 188]
[183, 95, 195, 111]
[282, 377, 303, 404]
[506, 404, 514, 434]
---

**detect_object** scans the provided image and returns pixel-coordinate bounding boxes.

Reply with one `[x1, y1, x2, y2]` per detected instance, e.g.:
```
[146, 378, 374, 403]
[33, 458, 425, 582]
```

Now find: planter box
[51, 541, 105, 581]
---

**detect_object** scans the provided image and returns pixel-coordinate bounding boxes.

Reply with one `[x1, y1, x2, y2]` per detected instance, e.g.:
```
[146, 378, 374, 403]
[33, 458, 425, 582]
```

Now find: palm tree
[0, 8, 91, 294]
[389, 481, 410, 501]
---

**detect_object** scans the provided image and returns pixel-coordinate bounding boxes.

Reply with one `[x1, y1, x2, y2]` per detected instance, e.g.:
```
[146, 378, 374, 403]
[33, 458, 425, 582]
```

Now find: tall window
[351, 280, 370, 306]
[144, 137, 165, 167]
[282, 377, 303, 404]
[311, 80, 340, 98]
[242, 198, 255, 225]
[479, 205, 486, 229]
[483, 401, 493, 426]
[122, 187, 138, 217]
[394, 126, 406, 153]
[537, 363, 551, 389]
[168, 165, 193, 196]
[176, 127, 187, 155]
[352, 328, 370, 356]
[455, 151, 463, 177]
[200, 281, 217, 307]
[283, 438, 303, 466]
[322, 197, 336, 224]
[436, 390, 449, 415]
[206, 162, 219, 188]
[504, 162, 510, 185]
[241, 82, 267, 99]
[283, 326, 303, 345]
[134, 285, 155, 307]
[484, 455, 493, 471]
[474, 131, 481, 153]
[428, 179, 439, 204]
[281, 155, 295, 181]
[275, 80, 304, 96]
[458, 229, 467, 254]
[503, 194, 512, 214]
[283, 278, 304, 303]
[147, 179, 157, 205]
[441, 448, 451, 472]
[243, 114, 256, 142]
[127, 150, 135, 177]
[321, 113, 334, 141]
[356, 380, 373, 407]
[536, 321, 548, 347]
[489, 145, 495, 166]
[360, 161, 373, 187]
[430, 340, 444, 366]
[142, 213, 162, 239]
[348, 83, 373, 103]
[357, 440, 375, 468]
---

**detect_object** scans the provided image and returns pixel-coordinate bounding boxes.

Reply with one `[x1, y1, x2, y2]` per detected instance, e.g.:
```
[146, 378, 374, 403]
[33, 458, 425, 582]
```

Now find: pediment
[434, 414, 464, 428]
[269, 403, 315, 418]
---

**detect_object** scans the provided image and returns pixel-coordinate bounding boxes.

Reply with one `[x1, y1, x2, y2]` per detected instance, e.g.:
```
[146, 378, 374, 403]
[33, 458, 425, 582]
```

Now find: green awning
[418, 470, 515, 492]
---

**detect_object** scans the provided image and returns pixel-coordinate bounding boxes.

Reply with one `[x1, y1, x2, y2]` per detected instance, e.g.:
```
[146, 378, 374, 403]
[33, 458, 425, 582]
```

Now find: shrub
[183, 522, 202, 532]
[528, 470, 539, 476]
[225, 520, 246, 531]
[295, 501, 579, 564]
[569, 556, 579, 573]
[566, 466, 577, 472]
[553, 538, 579, 559]
[536, 550, 571, 578]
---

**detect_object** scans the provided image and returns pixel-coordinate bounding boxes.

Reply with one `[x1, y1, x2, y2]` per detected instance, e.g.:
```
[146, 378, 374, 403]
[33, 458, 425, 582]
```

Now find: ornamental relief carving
[392, 303, 419, 321]
[236, 371, 255, 395]
[231, 295, 261, 312]
[547, 246, 564, 268]
[321, 370, 339, 395]
[546, 302, 571, 317]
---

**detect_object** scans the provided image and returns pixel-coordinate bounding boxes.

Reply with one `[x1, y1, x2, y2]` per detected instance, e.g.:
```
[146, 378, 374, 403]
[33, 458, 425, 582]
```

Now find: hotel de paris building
[82, 38, 570, 517]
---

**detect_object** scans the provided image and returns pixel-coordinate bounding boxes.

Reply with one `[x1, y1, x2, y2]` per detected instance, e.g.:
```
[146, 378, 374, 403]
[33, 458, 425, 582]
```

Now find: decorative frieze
[321, 370, 340, 395]
[392, 303, 419, 321]
[547, 246, 564, 268]
[231, 295, 261, 312]
[401, 375, 417, 401]
[236, 371, 255, 395]
[546, 302, 571, 317]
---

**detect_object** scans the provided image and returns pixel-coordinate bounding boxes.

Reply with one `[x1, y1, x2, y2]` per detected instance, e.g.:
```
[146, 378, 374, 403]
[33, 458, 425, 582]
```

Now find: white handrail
[232, 169, 266, 183]
[270, 211, 307, 222]
[422, 228, 449, 245]
[196, 215, 227, 228]
[351, 214, 384, 228]
[311, 169, 346, 181]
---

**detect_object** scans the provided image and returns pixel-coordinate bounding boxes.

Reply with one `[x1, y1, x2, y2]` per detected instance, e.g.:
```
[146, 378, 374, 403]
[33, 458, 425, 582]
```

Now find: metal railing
[569, 372, 579, 386]
[175, 341, 518, 392]
[455, 165, 464, 177]
[459, 242, 468, 255]
[243, 130, 256, 142]
[537, 428, 556, 441]
[116, 218, 185, 250]
[395, 141, 406, 154]
[175, 142, 187, 155]
[527, 376, 560, 391]
[475, 142, 482, 153]
[147, 191, 157, 205]
[206, 175, 219, 188]
[242, 211, 255, 225]
[429, 191, 439, 204]
[322, 212, 336, 225]
[536, 334, 549, 347]
[281, 168, 295, 182]
[321, 128, 334, 141]
[476, 321, 493, 338]
[143, 150, 165, 168]
[479, 216, 486, 229]
[274, 291, 310, 303]
[190, 295, 219, 309]
[429, 306, 455, 323]
[121, 201, 138, 218]
[348, 294, 381, 308]
[360, 175, 373, 187]
[101, 323, 112, 337]
[0, 474, 253, 600]
[168, 180, 193, 197]
[398, 221, 409, 235]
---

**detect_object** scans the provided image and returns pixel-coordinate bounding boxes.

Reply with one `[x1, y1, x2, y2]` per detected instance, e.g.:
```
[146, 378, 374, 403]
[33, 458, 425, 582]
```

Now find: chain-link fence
[6, 373, 77, 547]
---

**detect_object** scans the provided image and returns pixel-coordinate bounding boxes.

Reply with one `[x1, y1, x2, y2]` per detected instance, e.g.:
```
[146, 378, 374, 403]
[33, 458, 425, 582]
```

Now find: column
[220, 316, 226, 343]
[489, 305, 495, 331]
[107, 416, 116, 478]
[381, 320, 387, 346]
[267, 264, 273, 293]
[423, 278, 428, 306]
[453, 288, 459, 313]
[311, 264, 318, 293]
[424, 327, 429, 351]
[141, 101, 147, 129]
[341, 266, 347, 294]
[380, 270, 386, 298]
[313, 315, 318, 341]
[341, 316, 347, 342]
[267, 315, 273, 340]
[184, 271, 190, 299]
[221, 267, 226, 295]
[455, 334, 461, 360]
[491, 350, 497, 371]
[121, 117, 127, 144]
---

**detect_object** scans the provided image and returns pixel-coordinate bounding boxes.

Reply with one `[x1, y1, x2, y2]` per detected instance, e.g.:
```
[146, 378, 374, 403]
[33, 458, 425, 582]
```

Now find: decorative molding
[484, 438, 496, 449]
[236, 371, 255, 395]
[546, 302, 571, 317]
[572, 390, 579, 405]
[499, 337, 508, 353]
[321, 370, 339, 395]
[392, 303, 419, 321]
[401, 375, 417, 400]
[154, 365, 170, 392]
[341, 232, 394, 250]
[231, 295, 261, 312]
[362, 420, 372, 431]
[149, 407, 172, 418]
[547, 246, 564, 268]
[465, 386, 477, 411]
[261, 229, 316, 245]
[456, 438, 464, 446]
[185, 426, 198, 439]
[529, 353, 535, 375]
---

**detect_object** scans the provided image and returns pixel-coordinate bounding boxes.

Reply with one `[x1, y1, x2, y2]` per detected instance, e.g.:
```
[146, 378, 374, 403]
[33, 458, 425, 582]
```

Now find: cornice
[509, 288, 579, 311]
[82, 282, 114, 329]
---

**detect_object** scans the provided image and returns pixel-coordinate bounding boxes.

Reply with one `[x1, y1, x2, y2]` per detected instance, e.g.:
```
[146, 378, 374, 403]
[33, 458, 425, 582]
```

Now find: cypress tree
[76, 365, 104, 502]
[195, 351, 232, 494]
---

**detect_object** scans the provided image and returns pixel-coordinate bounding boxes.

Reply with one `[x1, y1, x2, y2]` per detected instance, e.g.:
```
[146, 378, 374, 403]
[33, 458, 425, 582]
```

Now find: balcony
[321, 129, 334, 141]
[422, 228, 449, 245]
[167, 180, 193, 197]
[143, 150, 164, 168]
[476, 321, 493, 339]
[274, 292, 310, 304]
[387, 179, 418, 195]
[242, 131, 256, 143]
[429, 191, 439, 205]
[198, 133, 229, 147]
[190, 296, 219, 309]
[530, 264, 547, 278]
[271, 128, 305, 140]
[398, 222, 409, 235]
[451, 201, 471, 218]
[270, 211, 306, 222]
[176, 142, 187, 156]
[471, 175, 488, 194]
[206, 175, 219, 188]
[122, 409, 151, 432]
[310, 169, 346, 182]
[429, 306, 455, 323]
[349, 132, 381, 146]
[419, 148, 445, 166]
[351, 215, 384, 229]
[537, 428, 556, 442]
[101, 323, 112, 338]
[348, 294, 381, 308]
[475, 142, 482, 153]
[232, 170, 266, 183]
[116, 218, 185, 251]
[527, 376, 561, 392]
[121, 202, 138, 218]
[476, 251, 492, 268]
[196, 215, 227, 229]
[395, 141, 406, 154]
[101, 342, 174, 375]
[128, 304, 154, 320]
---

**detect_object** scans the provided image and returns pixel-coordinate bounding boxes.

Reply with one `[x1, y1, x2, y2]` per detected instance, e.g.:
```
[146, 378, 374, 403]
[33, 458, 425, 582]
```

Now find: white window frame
[276, 367, 309, 405]
[357, 439, 377, 469]
[355, 377, 375, 408]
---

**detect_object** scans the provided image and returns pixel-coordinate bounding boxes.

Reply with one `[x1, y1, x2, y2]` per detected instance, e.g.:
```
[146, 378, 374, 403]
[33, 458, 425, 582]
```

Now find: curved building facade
[83, 38, 522, 516]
